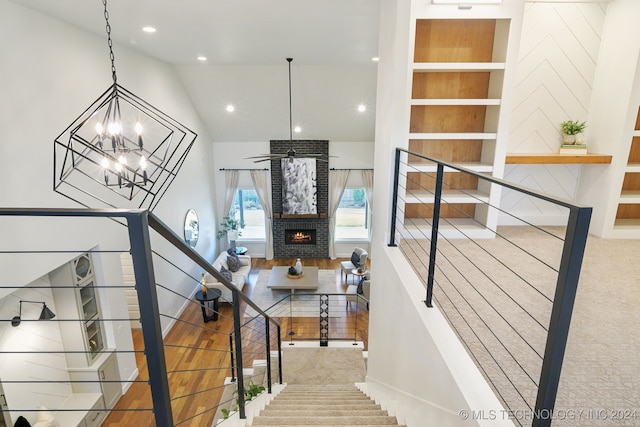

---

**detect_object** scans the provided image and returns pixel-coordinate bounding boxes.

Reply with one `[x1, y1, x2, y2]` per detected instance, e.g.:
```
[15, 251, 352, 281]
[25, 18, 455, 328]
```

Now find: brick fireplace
[271, 140, 329, 258]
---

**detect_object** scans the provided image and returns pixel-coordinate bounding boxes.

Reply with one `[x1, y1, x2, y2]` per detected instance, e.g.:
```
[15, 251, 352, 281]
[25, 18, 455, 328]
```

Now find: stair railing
[387, 148, 592, 427]
[0, 208, 282, 426]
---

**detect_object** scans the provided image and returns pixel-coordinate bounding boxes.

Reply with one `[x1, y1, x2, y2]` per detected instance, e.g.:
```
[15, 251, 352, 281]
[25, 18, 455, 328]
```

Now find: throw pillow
[351, 251, 361, 267]
[226, 252, 241, 272]
[219, 265, 233, 282]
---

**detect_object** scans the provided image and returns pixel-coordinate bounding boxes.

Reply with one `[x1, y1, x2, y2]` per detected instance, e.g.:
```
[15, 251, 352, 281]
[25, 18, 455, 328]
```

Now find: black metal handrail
[0, 207, 283, 426]
[388, 148, 592, 427]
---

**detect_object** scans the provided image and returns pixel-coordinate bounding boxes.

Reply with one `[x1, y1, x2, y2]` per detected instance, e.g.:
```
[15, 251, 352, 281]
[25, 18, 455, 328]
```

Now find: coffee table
[267, 266, 319, 295]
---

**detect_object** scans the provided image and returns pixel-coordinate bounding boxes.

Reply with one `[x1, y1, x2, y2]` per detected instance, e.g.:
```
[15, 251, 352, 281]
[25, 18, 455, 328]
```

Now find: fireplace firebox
[285, 229, 317, 245]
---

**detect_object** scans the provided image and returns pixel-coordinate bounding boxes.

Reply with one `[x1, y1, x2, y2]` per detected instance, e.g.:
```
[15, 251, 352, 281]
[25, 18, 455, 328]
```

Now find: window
[335, 188, 369, 239]
[232, 188, 266, 239]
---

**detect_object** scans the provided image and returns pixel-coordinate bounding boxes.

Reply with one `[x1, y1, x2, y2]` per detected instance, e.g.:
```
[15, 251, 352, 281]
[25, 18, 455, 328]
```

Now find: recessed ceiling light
[294, 126, 301, 133]
[226, 105, 235, 113]
[357, 104, 366, 112]
[372, 57, 379, 62]
[142, 26, 156, 33]
[197, 56, 207, 62]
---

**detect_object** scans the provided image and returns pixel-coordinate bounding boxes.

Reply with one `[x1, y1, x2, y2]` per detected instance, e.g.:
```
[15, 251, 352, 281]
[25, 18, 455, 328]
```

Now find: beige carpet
[401, 226, 640, 426]
[244, 269, 345, 318]
[282, 346, 366, 385]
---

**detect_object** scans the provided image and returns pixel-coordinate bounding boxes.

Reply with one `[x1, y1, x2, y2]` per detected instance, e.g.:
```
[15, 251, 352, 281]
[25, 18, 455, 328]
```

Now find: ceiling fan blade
[253, 158, 273, 163]
[244, 154, 278, 159]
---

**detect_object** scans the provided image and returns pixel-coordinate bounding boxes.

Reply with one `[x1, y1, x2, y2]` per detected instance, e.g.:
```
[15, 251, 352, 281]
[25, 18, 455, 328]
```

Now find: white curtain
[328, 170, 350, 259]
[221, 170, 239, 248]
[250, 170, 274, 260]
[362, 169, 374, 243]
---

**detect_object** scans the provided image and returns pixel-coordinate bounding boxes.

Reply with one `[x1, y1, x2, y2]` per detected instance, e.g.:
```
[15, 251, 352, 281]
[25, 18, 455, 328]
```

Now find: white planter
[562, 133, 577, 145]
[227, 230, 238, 241]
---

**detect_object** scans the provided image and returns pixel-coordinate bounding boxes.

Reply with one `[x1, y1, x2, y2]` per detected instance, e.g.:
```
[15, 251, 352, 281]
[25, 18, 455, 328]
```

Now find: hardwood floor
[102, 257, 368, 427]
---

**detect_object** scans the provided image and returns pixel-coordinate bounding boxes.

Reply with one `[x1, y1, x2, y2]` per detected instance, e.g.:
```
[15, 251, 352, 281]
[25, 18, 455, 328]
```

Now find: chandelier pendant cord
[102, 0, 118, 85]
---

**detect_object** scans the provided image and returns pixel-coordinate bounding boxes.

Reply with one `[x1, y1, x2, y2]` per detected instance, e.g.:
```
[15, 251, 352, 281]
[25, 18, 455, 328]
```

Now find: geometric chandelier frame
[53, 0, 196, 211]
[54, 82, 196, 211]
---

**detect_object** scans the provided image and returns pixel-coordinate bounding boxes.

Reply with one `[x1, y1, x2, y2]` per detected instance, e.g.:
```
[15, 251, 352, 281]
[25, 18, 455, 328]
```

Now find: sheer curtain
[362, 169, 374, 243]
[220, 170, 239, 249]
[250, 169, 274, 260]
[328, 169, 350, 259]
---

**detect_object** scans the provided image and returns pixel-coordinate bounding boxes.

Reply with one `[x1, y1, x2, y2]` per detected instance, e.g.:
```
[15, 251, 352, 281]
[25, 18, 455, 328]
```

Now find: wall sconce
[11, 300, 56, 327]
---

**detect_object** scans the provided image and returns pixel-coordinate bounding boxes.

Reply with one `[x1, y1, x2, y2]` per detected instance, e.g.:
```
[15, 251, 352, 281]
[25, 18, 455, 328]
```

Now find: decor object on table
[244, 58, 334, 164]
[295, 258, 303, 274]
[200, 272, 207, 297]
[53, 0, 196, 210]
[216, 213, 241, 240]
[184, 209, 199, 247]
[11, 300, 56, 327]
[560, 120, 586, 145]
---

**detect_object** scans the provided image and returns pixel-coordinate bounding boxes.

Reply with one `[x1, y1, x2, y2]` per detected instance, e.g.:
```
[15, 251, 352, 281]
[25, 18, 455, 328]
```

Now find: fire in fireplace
[285, 229, 317, 245]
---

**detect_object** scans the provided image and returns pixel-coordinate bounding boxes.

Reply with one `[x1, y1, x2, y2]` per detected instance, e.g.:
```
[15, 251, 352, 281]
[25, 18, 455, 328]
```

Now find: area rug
[244, 269, 345, 318]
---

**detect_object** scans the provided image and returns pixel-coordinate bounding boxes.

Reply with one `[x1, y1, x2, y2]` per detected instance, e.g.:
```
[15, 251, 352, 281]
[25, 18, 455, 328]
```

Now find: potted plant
[560, 120, 586, 145]
[216, 213, 241, 240]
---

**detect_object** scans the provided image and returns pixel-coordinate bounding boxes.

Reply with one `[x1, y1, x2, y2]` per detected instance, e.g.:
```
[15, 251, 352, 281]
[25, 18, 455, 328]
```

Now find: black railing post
[533, 206, 592, 427]
[126, 212, 173, 427]
[265, 319, 272, 394]
[389, 148, 401, 247]
[426, 163, 444, 308]
[229, 335, 236, 383]
[231, 289, 246, 419]
[277, 325, 283, 384]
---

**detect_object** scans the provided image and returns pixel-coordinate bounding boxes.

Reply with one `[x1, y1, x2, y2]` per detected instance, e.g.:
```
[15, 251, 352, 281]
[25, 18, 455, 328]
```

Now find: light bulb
[358, 104, 366, 112]
[100, 158, 109, 169]
[115, 162, 122, 172]
[95, 122, 104, 135]
[139, 156, 147, 170]
[135, 122, 143, 135]
[294, 126, 301, 133]
[226, 104, 235, 112]
[118, 155, 127, 165]
[108, 122, 121, 135]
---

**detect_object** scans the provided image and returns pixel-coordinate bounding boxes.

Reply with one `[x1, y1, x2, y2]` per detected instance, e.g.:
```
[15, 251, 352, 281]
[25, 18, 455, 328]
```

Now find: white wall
[0, 0, 220, 417]
[501, 2, 609, 226]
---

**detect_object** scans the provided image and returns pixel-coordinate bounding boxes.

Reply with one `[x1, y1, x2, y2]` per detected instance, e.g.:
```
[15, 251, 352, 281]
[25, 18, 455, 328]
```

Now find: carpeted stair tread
[250, 415, 400, 425]
[258, 409, 389, 417]
[274, 393, 371, 400]
[262, 404, 382, 411]
[267, 399, 376, 406]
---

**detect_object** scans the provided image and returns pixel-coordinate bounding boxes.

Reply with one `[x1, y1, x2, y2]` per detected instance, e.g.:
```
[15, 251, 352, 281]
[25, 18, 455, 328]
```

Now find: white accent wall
[501, 2, 608, 225]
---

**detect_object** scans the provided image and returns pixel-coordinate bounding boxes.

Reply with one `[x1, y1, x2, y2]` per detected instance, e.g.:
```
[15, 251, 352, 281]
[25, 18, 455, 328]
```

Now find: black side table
[195, 288, 222, 322]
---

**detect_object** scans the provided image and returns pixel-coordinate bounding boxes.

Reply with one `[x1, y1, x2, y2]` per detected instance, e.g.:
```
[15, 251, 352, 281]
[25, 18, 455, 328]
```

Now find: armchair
[340, 247, 368, 284]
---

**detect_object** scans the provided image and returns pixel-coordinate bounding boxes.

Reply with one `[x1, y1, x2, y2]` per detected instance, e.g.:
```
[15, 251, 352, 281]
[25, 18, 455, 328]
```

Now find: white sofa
[204, 251, 251, 303]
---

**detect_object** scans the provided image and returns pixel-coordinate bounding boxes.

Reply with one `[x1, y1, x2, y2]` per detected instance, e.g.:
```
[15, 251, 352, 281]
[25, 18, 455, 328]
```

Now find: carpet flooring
[401, 226, 640, 426]
[244, 269, 346, 318]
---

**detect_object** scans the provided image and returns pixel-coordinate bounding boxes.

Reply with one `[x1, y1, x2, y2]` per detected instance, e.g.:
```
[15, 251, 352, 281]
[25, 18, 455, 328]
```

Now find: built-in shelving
[615, 109, 640, 228]
[403, 17, 511, 236]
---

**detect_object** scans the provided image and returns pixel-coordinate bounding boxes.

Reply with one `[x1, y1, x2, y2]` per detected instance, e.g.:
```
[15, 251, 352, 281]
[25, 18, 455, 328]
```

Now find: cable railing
[0, 208, 282, 427]
[389, 148, 591, 427]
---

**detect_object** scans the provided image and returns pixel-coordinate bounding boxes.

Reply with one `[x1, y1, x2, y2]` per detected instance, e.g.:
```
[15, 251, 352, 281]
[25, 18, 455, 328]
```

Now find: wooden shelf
[411, 99, 501, 106]
[505, 153, 612, 164]
[413, 62, 505, 72]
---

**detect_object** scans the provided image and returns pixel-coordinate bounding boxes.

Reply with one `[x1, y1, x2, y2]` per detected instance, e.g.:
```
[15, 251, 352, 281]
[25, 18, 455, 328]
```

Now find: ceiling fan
[245, 58, 332, 164]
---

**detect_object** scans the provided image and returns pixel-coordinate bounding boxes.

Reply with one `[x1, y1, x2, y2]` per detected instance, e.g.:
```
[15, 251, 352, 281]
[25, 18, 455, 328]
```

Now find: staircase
[247, 384, 405, 426]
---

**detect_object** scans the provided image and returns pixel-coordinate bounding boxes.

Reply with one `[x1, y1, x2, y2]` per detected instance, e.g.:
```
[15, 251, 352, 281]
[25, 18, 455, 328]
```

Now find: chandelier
[53, 0, 196, 210]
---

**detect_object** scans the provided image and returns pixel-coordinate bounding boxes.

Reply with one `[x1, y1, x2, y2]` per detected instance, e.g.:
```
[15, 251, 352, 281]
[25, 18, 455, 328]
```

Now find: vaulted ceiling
[9, 0, 381, 142]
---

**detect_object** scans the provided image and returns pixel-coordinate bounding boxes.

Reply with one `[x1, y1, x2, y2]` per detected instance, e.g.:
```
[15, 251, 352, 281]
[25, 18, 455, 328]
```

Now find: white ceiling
[9, 0, 381, 143]
[9, 0, 381, 65]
